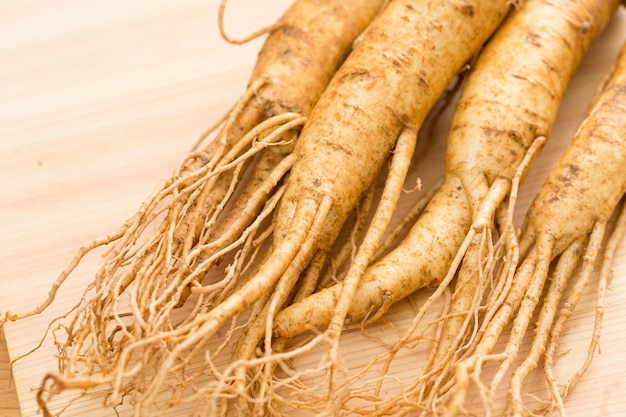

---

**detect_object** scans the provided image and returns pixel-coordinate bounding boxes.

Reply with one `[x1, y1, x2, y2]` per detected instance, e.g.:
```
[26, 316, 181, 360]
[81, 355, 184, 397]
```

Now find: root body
[447, 33, 626, 417]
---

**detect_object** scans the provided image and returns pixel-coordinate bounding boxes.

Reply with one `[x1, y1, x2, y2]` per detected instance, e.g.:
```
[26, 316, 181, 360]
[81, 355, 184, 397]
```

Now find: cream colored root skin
[272, 0, 512, 339]
[105, 0, 512, 412]
[21, 0, 389, 415]
[272, 0, 511, 252]
[446, 37, 626, 417]
[273, 0, 619, 341]
[421, 0, 623, 400]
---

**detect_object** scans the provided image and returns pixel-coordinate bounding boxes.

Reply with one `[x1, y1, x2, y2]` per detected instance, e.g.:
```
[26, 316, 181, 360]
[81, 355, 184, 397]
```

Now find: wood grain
[1, 1, 625, 416]
[1, 328, 20, 417]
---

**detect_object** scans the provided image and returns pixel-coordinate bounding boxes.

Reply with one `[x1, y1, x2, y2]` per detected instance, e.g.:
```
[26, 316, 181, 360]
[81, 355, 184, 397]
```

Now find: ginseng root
[446, 38, 626, 417]
[272, 0, 620, 414]
[274, 0, 617, 348]
[4, 0, 386, 415]
[118, 0, 511, 414]
[221, 0, 511, 414]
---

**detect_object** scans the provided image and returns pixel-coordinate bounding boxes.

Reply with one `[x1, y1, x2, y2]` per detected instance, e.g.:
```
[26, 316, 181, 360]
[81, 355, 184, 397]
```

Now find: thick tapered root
[417, 136, 545, 405]
[544, 204, 626, 416]
[134, 196, 332, 409]
[442, 234, 555, 417]
[445, 33, 626, 417]
[20, 109, 311, 417]
[11, 1, 399, 415]
[232, 241, 328, 414]
[507, 237, 588, 416]
[319, 127, 418, 410]
[326, 128, 418, 337]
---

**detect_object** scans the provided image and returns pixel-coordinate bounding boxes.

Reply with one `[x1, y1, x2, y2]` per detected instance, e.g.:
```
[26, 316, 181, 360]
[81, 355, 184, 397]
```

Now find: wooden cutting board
[1, 1, 625, 416]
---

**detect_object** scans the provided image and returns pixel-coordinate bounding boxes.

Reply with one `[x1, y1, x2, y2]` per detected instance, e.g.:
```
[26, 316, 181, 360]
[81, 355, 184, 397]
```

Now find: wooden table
[1, 328, 20, 417]
[0, 2, 289, 415]
[2, 1, 626, 416]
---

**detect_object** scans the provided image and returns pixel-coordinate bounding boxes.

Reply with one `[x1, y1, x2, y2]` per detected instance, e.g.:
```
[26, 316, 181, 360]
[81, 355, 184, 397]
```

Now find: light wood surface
[1, 2, 625, 416]
[1, 328, 20, 417]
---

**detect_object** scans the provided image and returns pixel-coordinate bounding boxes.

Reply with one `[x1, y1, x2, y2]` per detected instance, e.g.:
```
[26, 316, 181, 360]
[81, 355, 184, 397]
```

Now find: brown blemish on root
[525, 29, 543, 46]
[340, 68, 375, 82]
[323, 139, 353, 155]
[428, 278, 440, 288]
[508, 129, 524, 146]
[457, 1, 474, 17]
